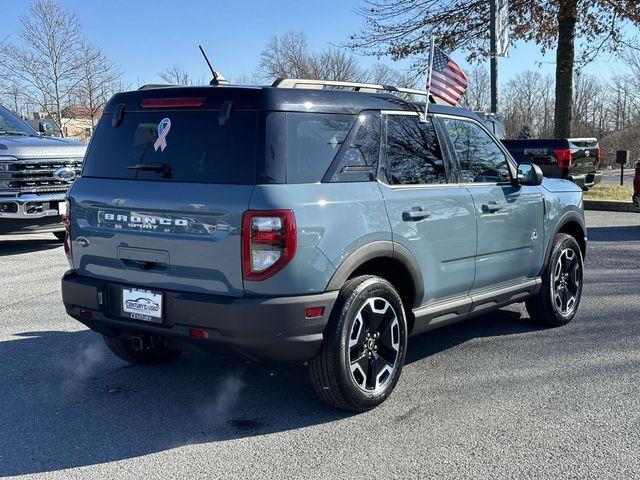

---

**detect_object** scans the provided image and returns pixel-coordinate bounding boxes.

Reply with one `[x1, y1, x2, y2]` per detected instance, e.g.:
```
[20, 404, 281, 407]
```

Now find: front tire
[309, 275, 408, 412]
[526, 234, 584, 327]
[103, 335, 181, 366]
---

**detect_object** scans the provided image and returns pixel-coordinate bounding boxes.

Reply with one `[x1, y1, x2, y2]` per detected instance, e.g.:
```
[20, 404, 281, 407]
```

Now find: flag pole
[423, 36, 436, 122]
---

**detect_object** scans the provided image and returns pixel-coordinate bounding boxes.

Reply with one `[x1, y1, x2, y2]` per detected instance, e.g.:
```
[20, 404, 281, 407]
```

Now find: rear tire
[53, 231, 66, 242]
[526, 234, 584, 327]
[309, 275, 407, 412]
[103, 335, 181, 366]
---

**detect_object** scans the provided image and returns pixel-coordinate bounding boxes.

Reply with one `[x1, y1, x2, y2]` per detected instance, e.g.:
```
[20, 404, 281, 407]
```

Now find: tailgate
[569, 138, 599, 173]
[69, 178, 252, 297]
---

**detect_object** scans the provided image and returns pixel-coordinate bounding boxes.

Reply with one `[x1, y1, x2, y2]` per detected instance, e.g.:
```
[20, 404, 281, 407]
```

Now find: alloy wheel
[552, 248, 581, 317]
[348, 297, 401, 394]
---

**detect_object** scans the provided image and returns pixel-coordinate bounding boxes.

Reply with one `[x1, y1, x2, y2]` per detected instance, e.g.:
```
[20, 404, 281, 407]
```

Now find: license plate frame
[121, 287, 163, 323]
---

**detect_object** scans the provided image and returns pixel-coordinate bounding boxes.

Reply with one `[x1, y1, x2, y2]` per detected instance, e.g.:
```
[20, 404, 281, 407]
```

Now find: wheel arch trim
[544, 210, 587, 270]
[325, 241, 425, 309]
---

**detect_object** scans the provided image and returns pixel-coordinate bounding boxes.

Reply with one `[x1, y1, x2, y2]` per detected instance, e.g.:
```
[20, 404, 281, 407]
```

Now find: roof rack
[271, 78, 436, 103]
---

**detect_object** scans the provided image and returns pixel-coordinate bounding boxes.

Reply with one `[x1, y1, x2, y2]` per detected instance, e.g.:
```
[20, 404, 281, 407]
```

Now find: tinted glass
[285, 113, 354, 183]
[443, 118, 511, 183]
[82, 111, 257, 184]
[0, 105, 35, 136]
[385, 115, 447, 185]
[330, 111, 380, 182]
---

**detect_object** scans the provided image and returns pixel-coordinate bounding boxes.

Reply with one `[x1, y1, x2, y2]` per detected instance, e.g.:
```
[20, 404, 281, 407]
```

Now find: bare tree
[1, 82, 31, 119]
[259, 31, 365, 83]
[463, 66, 490, 112]
[158, 66, 193, 86]
[0, 0, 83, 137]
[75, 43, 120, 128]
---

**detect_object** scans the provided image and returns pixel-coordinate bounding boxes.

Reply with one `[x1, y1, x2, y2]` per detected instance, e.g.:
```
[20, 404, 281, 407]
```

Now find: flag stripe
[432, 73, 465, 94]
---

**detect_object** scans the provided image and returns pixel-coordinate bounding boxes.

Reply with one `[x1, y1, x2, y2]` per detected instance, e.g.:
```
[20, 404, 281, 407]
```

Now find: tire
[103, 335, 181, 366]
[526, 233, 584, 327]
[53, 231, 66, 242]
[309, 275, 408, 412]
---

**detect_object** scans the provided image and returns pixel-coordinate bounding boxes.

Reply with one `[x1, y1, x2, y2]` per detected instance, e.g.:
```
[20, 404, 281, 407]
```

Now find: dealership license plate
[122, 288, 163, 323]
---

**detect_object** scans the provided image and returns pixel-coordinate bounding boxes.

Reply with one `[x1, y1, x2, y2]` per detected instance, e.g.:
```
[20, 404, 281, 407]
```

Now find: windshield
[0, 105, 36, 136]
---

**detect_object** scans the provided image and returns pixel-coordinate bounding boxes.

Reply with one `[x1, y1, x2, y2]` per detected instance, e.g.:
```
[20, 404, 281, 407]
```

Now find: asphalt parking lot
[1, 211, 639, 479]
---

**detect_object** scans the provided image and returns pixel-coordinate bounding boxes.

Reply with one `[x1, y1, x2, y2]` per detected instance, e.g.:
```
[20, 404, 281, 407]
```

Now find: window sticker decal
[153, 117, 171, 152]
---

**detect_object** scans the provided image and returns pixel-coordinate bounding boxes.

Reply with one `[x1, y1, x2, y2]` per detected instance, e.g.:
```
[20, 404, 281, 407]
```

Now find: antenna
[198, 45, 218, 84]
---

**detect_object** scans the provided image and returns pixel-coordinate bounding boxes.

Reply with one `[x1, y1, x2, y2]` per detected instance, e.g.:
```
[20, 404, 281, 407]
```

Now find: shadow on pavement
[0, 309, 539, 476]
[588, 224, 640, 243]
[0, 238, 62, 256]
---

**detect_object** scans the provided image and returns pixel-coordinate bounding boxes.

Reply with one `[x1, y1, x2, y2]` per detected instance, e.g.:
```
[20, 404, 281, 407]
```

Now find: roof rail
[137, 84, 177, 90]
[271, 78, 436, 102]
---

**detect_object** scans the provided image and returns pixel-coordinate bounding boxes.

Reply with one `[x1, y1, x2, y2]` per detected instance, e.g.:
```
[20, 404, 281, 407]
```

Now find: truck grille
[0, 157, 83, 194]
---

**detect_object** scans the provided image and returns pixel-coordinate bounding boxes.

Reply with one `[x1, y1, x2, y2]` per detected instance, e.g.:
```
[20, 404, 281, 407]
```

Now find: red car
[634, 160, 640, 207]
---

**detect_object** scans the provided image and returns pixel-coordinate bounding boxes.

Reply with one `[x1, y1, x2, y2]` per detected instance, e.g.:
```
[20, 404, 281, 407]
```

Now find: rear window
[83, 111, 257, 184]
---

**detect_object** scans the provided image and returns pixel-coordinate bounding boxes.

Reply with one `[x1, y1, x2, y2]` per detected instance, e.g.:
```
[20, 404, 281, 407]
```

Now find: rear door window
[285, 113, 354, 183]
[83, 111, 257, 184]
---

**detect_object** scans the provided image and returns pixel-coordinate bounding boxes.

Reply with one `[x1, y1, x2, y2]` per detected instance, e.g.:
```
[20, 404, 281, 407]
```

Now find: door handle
[402, 208, 431, 222]
[482, 201, 502, 214]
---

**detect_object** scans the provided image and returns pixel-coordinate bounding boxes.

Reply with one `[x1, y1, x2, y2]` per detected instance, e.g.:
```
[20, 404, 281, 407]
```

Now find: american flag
[428, 46, 469, 106]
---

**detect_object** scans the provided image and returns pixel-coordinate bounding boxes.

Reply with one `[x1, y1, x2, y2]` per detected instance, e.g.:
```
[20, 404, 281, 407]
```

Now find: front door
[439, 116, 545, 290]
[379, 112, 476, 307]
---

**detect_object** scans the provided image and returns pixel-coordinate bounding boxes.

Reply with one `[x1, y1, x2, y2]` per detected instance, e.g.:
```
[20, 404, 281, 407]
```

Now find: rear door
[439, 116, 545, 289]
[69, 107, 258, 297]
[379, 112, 476, 306]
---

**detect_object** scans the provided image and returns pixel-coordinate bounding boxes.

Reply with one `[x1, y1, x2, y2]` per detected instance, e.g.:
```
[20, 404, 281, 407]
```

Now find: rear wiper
[127, 163, 172, 179]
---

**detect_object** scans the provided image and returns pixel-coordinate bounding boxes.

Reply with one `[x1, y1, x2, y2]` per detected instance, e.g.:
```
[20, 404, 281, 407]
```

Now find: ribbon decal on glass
[153, 118, 172, 152]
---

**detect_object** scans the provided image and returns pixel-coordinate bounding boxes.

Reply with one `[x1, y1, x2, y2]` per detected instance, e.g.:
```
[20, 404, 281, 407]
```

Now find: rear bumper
[61, 271, 337, 363]
[567, 171, 602, 188]
[0, 193, 66, 234]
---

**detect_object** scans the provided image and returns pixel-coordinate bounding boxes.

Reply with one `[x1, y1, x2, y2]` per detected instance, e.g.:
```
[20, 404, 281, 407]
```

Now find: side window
[329, 111, 380, 182]
[443, 118, 511, 183]
[285, 113, 354, 183]
[384, 115, 447, 185]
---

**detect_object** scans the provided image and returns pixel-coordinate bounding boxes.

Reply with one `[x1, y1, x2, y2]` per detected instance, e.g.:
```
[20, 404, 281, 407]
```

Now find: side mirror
[38, 121, 53, 136]
[517, 163, 543, 186]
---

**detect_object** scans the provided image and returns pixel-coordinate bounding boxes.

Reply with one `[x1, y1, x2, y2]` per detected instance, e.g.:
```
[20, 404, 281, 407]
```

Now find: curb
[584, 200, 640, 213]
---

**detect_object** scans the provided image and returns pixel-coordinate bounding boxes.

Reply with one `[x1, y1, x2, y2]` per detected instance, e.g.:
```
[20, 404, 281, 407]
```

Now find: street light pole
[490, 0, 498, 114]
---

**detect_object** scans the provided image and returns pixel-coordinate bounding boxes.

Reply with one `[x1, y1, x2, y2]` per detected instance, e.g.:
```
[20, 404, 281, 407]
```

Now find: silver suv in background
[0, 105, 86, 239]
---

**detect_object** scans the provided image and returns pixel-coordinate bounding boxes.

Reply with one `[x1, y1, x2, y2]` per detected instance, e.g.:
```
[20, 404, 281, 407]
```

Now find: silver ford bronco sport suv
[0, 105, 85, 238]
[61, 79, 587, 411]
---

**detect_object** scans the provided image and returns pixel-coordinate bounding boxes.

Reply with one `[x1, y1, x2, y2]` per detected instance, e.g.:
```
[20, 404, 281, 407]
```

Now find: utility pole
[489, 0, 498, 114]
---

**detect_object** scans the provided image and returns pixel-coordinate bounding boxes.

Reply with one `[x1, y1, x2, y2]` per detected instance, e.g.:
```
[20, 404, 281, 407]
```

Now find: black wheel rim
[348, 297, 400, 394]
[552, 247, 581, 317]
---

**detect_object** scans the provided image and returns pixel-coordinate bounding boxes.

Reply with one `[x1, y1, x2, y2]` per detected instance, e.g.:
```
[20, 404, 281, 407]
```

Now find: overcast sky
[2, 0, 635, 87]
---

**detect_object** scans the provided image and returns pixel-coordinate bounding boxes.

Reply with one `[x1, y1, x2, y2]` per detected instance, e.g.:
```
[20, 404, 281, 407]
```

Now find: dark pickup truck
[501, 138, 602, 190]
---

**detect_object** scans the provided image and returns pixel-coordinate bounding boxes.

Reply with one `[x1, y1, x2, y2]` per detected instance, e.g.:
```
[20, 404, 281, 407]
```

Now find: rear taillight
[554, 148, 573, 169]
[242, 210, 296, 280]
[61, 199, 72, 260]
